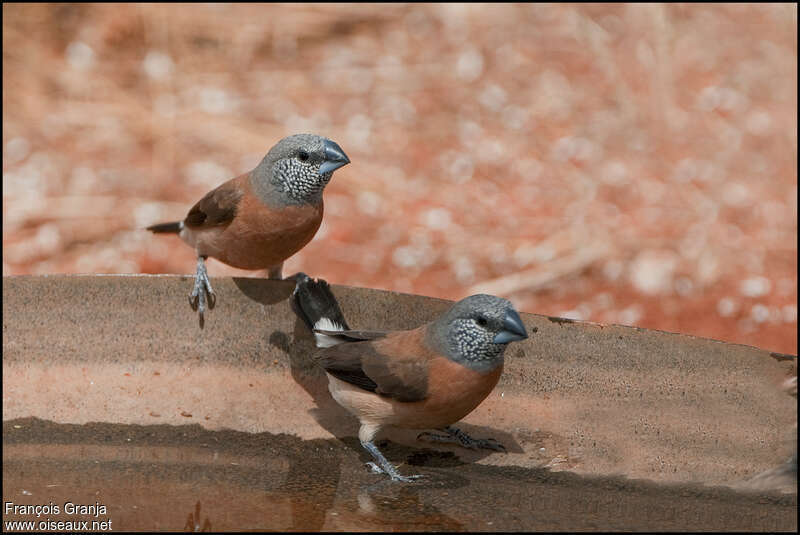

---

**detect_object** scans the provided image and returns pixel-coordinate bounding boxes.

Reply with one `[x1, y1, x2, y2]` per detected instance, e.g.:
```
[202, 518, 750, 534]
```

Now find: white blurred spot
[551, 136, 597, 163]
[697, 86, 746, 113]
[768, 306, 783, 324]
[501, 105, 531, 131]
[618, 305, 643, 326]
[4, 137, 30, 165]
[479, 138, 508, 164]
[441, 151, 474, 183]
[345, 114, 373, 152]
[184, 161, 232, 188]
[693, 252, 717, 286]
[560, 309, 584, 321]
[635, 40, 655, 69]
[745, 110, 772, 136]
[739, 276, 771, 298]
[357, 191, 382, 216]
[35, 224, 61, 255]
[392, 246, 420, 269]
[456, 48, 484, 82]
[534, 70, 573, 119]
[69, 166, 98, 193]
[392, 231, 436, 270]
[285, 114, 318, 134]
[452, 256, 475, 285]
[750, 304, 770, 324]
[143, 51, 174, 80]
[378, 94, 416, 125]
[513, 243, 554, 268]
[512, 158, 543, 181]
[421, 208, 452, 230]
[66, 41, 95, 70]
[629, 250, 679, 295]
[238, 153, 262, 174]
[600, 160, 629, 186]
[356, 65, 378, 93]
[603, 259, 624, 281]
[561, 303, 591, 321]
[376, 54, 405, 82]
[722, 183, 751, 207]
[458, 121, 483, 147]
[782, 304, 797, 323]
[671, 158, 717, 183]
[478, 84, 507, 112]
[135, 202, 166, 230]
[717, 297, 738, 317]
[193, 86, 239, 114]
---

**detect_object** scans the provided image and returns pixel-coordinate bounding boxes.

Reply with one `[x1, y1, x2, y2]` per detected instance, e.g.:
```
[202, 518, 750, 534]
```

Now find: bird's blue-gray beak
[319, 139, 350, 175]
[494, 308, 529, 344]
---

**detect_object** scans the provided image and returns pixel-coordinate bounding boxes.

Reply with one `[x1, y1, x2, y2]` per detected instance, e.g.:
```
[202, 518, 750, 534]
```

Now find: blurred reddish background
[3, 4, 797, 353]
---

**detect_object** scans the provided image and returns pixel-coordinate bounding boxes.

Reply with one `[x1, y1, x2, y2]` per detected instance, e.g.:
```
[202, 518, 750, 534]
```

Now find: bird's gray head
[251, 133, 350, 206]
[426, 294, 531, 372]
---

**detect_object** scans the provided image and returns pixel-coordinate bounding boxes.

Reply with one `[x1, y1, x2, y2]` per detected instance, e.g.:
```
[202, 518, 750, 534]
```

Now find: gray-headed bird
[290, 273, 533, 482]
[147, 134, 349, 322]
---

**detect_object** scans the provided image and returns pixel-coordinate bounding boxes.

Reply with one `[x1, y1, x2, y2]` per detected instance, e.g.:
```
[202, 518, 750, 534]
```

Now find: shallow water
[2, 418, 796, 531]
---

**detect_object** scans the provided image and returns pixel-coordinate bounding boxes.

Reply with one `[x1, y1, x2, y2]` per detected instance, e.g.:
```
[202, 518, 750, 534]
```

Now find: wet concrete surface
[3, 418, 796, 532]
[3, 275, 797, 530]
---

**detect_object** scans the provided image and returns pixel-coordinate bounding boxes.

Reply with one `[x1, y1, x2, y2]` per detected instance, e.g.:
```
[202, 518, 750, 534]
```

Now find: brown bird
[147, 134, 350, 321]
[290, 273, 532, 482]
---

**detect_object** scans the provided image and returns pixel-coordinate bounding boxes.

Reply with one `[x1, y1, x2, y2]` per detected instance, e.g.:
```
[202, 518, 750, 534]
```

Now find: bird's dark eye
[476, 316, 488, 327]
[298, 150, 309, 162]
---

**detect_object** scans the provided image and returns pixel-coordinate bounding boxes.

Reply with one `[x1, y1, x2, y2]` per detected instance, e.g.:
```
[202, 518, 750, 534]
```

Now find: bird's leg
[189, 256, 215, 318]
[417, 426, 506, 452]
[361, 440, 423, 483]
[266, 262, 284, 280]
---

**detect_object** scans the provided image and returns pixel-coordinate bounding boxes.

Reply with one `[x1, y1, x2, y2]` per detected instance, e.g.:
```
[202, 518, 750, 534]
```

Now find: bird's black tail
[146, 221, 183, 234]
[290, 273, 350, 333]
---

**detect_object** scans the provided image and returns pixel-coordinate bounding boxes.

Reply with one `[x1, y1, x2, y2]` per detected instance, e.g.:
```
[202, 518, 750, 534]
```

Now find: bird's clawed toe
[189, 257, 215, 321]
[364, 461, 422, 483]
[476, 438, 507, 452]
[205, 288, 216, 309]
[418, 426, 506, 452]
[366, 462, 384, 474]
[391, 474, 424, 483]
[417, 431, 450, 443]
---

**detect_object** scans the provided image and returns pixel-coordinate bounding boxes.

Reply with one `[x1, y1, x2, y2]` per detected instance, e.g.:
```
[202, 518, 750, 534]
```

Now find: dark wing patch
[316, 338, 428, 402]
[317, 340, 379, 393]
[184, 181, 243, 228]
[326, 369, 379, 393]
[313, 329, 389, 344]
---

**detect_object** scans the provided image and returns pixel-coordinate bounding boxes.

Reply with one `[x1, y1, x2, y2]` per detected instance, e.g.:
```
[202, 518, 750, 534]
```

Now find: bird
[290, 273, 533, 482]
[147, 134, 350, 322]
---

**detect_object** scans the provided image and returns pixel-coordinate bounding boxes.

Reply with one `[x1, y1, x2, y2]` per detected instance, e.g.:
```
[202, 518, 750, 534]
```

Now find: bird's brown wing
[184, 177, 245, 229]
[316, 327, 430, 402]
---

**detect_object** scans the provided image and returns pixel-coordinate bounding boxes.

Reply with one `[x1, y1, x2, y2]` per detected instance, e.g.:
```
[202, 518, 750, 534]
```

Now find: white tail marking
[313, 317, 347, 348]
